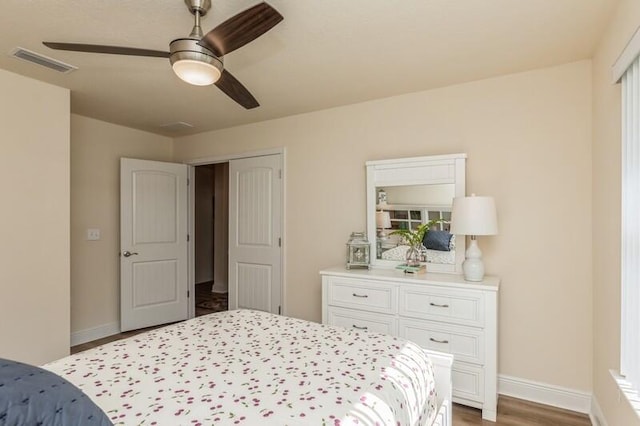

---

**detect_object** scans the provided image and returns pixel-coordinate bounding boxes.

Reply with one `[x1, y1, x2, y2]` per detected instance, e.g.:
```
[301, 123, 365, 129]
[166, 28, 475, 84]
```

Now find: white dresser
[320, 266, 500, 421]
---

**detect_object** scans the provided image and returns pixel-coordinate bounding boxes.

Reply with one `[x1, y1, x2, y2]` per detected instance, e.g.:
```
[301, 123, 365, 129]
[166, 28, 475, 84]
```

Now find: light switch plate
[87, 228, 101, 241]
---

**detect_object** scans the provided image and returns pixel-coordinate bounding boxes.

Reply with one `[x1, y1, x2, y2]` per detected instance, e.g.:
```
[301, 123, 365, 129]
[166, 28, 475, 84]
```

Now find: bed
[44, 310, 453, 426]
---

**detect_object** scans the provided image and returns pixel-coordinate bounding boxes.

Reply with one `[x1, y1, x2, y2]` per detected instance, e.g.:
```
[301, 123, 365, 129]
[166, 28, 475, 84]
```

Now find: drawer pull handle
[352, 325, 368, 330]
[430, 302, 449, 308]
[352, 293, 369, 298]
[429, 337, 449, 344]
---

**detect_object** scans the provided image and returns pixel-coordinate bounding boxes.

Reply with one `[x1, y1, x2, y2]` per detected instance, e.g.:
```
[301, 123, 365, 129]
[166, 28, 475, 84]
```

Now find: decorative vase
[405, 244, 425, 267]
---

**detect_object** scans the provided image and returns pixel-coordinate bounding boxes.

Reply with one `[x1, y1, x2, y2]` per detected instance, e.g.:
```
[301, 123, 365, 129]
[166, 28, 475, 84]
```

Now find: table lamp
[450, 194, 498, 281]
[376, 211, 392, 240]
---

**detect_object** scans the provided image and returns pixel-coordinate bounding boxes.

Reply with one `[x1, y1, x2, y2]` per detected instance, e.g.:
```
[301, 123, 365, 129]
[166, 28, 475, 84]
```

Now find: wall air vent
[160, 121, 194, 132]
[9, 47, 77, 74]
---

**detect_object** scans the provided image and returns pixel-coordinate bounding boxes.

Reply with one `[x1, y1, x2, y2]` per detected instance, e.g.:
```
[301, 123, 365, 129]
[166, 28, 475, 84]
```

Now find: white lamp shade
[450, 195, 498, 236]
[376, 211, 392, 229]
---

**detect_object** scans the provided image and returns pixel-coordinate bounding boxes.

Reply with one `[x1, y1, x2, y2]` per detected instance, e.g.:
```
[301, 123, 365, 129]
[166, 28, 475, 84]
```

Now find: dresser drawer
[399, 286, 484, 327]
[452, 362, 484, 403]
[326, 277, 396, 314]
[327, 307, 397, 335]
[321, 267, 499, 419]
[398, 319, 484, 365]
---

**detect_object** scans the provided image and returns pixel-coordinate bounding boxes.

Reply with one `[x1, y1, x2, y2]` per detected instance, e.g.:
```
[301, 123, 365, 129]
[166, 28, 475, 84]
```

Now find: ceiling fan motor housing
[170, 39, 222, 68]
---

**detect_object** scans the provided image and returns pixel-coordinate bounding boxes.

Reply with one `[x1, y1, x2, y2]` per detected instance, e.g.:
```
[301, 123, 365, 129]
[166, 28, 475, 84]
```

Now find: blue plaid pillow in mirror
[423, 230, 453, 251]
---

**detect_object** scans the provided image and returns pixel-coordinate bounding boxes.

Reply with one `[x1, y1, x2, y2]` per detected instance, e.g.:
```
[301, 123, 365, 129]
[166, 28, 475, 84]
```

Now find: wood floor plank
[452, 396, 591, 425]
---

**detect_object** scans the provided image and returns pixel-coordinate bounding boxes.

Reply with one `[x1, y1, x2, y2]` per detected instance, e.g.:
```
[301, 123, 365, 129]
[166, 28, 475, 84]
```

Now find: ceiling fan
[43, 0, 283, 109]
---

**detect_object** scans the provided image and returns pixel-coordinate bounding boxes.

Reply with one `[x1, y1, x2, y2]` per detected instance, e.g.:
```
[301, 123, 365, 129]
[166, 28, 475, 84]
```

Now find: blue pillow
[423, 230, 453, 251]
[0, 357, 112, 425]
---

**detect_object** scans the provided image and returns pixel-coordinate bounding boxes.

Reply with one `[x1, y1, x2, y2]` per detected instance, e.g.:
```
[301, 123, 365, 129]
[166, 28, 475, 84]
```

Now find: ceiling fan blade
[215, 69, 259, 109]
[43, 42, 169, 58]
[199, 2, 283, 57]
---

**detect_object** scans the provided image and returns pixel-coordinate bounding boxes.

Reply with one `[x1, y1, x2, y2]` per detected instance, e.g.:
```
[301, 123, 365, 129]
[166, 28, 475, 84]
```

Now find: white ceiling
[0, 0, 618, 136]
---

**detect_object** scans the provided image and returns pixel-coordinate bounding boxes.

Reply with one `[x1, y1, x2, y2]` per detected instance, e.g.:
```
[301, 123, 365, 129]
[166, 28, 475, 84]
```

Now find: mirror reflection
[375, 184, 456, 265]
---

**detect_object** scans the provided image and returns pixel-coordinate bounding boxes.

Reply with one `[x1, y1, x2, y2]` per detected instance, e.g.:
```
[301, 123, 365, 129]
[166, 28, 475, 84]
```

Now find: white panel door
[229, 155, 282, 314]
[120, 158, 189, 331]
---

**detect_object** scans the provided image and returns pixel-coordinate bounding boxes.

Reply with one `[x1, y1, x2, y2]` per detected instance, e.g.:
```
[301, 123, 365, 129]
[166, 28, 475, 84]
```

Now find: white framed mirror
[366, 153, 466, 273]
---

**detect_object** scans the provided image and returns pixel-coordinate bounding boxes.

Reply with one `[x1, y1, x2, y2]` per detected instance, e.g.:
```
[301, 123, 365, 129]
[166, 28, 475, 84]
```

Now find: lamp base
[463, 238, 485, 282]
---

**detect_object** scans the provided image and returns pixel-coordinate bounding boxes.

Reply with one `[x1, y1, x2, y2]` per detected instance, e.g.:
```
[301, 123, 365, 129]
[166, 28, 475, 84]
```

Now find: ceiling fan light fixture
[172, 59, 220, 86]
[169, 38, 222, 86]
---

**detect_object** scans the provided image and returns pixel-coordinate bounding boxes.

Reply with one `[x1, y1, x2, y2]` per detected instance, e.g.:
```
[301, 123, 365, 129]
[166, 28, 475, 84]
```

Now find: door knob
[122, 251, 139, 257]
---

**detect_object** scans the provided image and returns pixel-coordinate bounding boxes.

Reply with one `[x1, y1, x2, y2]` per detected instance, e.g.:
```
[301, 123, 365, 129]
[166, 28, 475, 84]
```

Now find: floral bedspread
[45, 310, 437, 426]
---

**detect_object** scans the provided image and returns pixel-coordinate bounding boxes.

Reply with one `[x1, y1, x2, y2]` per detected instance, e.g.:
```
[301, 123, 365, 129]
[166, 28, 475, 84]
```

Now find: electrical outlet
[87, 228, 101, 241]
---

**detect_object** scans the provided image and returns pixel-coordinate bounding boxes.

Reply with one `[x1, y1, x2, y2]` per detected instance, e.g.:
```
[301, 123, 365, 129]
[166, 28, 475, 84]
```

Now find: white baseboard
[498, 374, 592, 414]
[70, 322, 120, 347]
[590, 395, 608, 426]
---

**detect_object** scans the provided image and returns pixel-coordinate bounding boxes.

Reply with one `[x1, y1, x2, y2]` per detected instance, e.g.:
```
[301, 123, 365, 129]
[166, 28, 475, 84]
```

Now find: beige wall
[174, 61, 593, 391]
[0, 69, 70, 365]
[592, 0, 640, 424]
[70, 115, 172, 334]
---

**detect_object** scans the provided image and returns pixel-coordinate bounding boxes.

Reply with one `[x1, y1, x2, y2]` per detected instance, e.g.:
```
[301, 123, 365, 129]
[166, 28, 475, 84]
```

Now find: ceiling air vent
[9, 47, 77, 73]
[160, 122, 194, 132]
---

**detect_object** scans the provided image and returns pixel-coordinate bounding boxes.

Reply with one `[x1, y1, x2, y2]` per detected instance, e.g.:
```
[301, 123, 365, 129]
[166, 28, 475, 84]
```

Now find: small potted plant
[390, 219, 444, 267]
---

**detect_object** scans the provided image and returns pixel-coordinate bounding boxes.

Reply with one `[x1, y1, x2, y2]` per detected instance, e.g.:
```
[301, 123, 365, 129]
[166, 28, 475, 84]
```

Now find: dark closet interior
[194, 162, 230, 316]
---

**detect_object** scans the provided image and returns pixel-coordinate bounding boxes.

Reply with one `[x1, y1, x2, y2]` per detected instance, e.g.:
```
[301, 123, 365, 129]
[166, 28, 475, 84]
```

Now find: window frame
[617, 52, 640, 416]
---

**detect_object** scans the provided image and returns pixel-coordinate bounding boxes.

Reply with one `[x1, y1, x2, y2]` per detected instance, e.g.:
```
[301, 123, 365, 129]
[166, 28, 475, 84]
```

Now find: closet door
[228, 154, 282, 314]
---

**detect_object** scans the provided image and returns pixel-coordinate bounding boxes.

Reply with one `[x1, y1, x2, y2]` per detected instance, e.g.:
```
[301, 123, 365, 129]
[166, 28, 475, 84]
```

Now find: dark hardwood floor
[453, 397, 590, 425]
[195, 281, 228, 317]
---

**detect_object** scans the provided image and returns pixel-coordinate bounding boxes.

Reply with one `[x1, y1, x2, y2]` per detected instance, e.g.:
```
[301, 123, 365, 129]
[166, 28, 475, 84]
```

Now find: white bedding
[45, 310, 438, 426]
